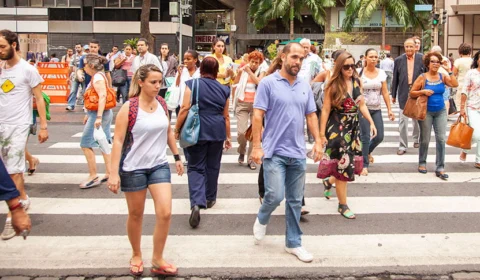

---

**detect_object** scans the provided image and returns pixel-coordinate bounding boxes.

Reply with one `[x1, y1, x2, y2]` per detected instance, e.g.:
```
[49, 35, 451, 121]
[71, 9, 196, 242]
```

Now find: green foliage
[267, 43, 278, 60]
[123, 38, 139, 50]
[248, 0, 336, 31]
[342, 0, 426, 32]
[324, 32, 368, 48]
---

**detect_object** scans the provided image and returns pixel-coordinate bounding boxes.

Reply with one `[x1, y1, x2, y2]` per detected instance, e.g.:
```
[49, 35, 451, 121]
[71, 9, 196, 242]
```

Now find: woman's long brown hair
[325, 52, 358, 109]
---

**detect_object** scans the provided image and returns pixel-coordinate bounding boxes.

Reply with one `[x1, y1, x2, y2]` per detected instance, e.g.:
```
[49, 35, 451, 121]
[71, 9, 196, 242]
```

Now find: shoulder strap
[128, 97, 139, 134]
[155, 96, 169, 116]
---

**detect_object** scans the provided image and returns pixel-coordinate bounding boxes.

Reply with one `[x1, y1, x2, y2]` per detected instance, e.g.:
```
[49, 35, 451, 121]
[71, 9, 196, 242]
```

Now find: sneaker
[253, 217, 266, 244]
[65, 106, 74, 111]
[1, 219, 16, 240]
[19, 195, 31, 211]
[285, 246, 314, 263]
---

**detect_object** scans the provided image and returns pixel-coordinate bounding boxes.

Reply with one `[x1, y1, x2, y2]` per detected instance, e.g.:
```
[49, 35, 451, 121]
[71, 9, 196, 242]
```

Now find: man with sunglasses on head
[391, 38, 426, 155]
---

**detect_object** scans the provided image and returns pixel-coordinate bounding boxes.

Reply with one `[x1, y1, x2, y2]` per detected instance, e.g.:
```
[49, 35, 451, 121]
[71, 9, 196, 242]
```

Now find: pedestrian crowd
[1, 27, 480, 275]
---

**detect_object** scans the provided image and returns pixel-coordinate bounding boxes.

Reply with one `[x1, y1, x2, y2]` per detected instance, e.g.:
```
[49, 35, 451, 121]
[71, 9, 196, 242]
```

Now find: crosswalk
[1, 104, 480, 276]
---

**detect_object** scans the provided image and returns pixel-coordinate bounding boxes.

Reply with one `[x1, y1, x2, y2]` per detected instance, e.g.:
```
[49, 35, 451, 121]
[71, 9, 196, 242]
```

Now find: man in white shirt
[298, 38, 323, 84]
[0, 29, 49, 240]
[131, 38, 162, 75]
[380, 53, 394, 93]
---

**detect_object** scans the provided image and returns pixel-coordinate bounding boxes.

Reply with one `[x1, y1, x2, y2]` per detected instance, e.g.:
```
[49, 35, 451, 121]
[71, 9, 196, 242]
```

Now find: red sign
[195, 35, 216, 44]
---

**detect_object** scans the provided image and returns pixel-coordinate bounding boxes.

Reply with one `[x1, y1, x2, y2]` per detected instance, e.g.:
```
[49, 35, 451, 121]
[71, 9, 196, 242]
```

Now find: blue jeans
[67, 79, 85, 108]
[360, 109, 384, 168]
[418, 108, 447, 171]
[257, 154, 306, 248]
[117, 76, 132, 103]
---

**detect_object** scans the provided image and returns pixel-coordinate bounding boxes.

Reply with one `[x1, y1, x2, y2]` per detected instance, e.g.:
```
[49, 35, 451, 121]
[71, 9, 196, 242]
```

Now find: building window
[43, 0, 54, 6]
[30, 0, 43, 6]
[56, 0, 68, 6]
[133, 0, 141, 7]
[107, 0, 119, 7]
[15, 0, 29, 6]
[49, 8, 81, 20]
[94, 8, 158, 21]
[121, 0, 132, 7]
[95, 0, 106, 7]
[69, 0, 82, 6]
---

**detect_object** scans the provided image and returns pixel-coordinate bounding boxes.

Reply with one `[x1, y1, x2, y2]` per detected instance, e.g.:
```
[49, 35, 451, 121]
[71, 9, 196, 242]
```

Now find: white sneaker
[285, 246, 314, 263]
[1, 219, 15, 240]
[253, 217, 266, 244]
[19, 195, 30, 211]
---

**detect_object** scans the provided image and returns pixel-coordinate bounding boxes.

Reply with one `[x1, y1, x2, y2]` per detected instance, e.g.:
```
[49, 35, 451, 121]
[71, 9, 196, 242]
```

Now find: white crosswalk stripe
[2, 102, 479, 276]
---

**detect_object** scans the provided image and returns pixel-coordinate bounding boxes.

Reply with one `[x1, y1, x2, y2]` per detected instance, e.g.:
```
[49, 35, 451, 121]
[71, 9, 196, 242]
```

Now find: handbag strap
[190, 78, 199, 106]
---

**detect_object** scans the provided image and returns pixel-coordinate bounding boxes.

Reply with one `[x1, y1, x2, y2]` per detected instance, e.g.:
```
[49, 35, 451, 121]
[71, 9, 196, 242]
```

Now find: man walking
[61, 48, 74, 64]
[391, 38, 425, 155]
[131, 38, 162, 74]
[380, 53, 394, 93]
[251, 42, 323, 263]
[0, 29, 48, 240]
[66, 43, 85, 110]
[76, 39, 112, 88]
[298, 38, 323, 84]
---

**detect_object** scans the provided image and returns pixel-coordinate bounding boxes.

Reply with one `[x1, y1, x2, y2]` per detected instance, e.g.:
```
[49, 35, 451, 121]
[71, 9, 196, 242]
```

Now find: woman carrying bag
[79, 54, 115, 189]
[459, 50, 480, 168]
[174, 57, 231, 229]
[410, 52, 458, 180]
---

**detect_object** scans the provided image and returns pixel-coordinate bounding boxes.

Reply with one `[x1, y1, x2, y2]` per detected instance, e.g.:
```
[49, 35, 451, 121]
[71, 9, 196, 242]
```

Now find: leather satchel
[447, 115, 474, 149]
[403, 74, 427, 121]
[180, 78, 200, 148]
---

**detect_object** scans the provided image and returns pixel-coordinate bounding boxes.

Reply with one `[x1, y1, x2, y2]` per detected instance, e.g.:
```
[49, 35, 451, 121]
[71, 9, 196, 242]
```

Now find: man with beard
[0, 29, 48, 240]
[251, 43, 323, 263]
[392, 38, 426, 155]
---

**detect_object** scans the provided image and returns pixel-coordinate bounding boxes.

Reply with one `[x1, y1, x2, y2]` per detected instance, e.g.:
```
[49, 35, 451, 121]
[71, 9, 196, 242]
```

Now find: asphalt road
[1, 104, 480, 278]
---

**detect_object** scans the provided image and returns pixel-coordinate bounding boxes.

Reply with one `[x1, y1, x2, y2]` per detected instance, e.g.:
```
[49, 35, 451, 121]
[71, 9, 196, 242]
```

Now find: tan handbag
[245, 124, 253, 142]
[403, 74, 427, 121]
[447, 115, 474, 149]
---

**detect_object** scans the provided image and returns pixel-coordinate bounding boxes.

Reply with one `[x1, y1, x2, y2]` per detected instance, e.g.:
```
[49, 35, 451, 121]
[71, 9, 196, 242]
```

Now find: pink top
[121, 54, 136, 77]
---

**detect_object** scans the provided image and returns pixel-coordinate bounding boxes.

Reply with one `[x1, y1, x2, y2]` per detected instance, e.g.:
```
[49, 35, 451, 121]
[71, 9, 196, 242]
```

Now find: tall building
[0, 0, 193, 59]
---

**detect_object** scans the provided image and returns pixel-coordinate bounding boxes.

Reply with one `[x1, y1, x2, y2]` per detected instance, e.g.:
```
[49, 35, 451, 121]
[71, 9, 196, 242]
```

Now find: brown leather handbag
[245, 124, 253, 142]
[403, 74, 427, 121]
[447, 115, 474, 149]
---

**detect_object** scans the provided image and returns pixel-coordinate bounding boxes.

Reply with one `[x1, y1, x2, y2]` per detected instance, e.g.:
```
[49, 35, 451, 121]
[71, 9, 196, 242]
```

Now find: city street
[1, 103, 480, 279]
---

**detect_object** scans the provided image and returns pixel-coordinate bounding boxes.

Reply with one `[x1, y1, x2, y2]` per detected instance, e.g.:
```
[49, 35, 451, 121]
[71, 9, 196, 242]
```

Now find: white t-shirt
[178, 67, 200, 105]
[87, 72, 107, 89]
[454, 57, 473, 88]
[298, 52, 323, 84]
[380, 58, 394, 73]
[361, 68, 387, 110]
[131, 52, 162, 75]
[0, 59, 44, 125]
[122, 100, 169, 171]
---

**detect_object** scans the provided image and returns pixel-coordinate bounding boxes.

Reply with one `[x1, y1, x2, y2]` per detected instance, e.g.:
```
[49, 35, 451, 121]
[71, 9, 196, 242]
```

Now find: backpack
[120, 96, 168, 170]
[84, 72, 117, 111]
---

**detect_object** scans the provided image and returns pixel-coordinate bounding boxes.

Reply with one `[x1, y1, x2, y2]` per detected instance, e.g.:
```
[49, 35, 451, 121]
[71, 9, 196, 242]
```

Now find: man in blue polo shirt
[251, 42, 323, 263]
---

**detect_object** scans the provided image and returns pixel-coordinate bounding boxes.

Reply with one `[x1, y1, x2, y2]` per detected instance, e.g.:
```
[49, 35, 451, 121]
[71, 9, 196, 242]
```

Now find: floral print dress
[318, 78, 363, 181]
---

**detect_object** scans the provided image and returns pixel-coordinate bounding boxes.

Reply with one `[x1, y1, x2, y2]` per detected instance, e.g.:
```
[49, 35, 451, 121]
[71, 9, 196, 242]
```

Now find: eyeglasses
[342, 64, 356, 70]
[430, 60, 440, 64]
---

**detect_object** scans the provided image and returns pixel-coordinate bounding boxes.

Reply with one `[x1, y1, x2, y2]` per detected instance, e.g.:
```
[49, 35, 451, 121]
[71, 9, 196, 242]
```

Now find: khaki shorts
[0, 124, 29, 174]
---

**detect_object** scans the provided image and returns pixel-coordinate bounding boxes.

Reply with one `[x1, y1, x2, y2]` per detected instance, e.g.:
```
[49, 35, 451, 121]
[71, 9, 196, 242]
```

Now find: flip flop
[129, 259, 144, 276]
[151, 263, 178, 276]
[28, 158, 40, 176]
[79, 177, 100, 189]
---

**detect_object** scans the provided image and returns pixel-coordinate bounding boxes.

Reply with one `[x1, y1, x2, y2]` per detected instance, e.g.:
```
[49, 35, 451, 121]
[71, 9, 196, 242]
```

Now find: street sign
[415, 4, 433, 11]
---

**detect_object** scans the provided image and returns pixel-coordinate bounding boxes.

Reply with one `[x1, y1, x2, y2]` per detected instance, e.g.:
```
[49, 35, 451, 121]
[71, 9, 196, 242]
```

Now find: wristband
[9, 202, 23, 212]
[173, 154, 181, 162]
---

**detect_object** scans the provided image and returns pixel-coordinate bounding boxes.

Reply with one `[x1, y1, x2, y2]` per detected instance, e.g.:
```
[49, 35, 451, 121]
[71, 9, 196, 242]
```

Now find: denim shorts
[120, 163, 171, 192]
[80, 109, 113, 148]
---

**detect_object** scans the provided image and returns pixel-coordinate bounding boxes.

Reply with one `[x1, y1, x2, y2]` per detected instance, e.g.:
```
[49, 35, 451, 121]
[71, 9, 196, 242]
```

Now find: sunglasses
[430, 60, 440, 64]
[342, 64, 356, 70]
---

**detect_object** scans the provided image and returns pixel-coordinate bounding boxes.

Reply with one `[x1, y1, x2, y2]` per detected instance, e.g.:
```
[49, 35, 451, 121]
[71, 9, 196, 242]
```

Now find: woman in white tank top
[107, 65, 184, 277]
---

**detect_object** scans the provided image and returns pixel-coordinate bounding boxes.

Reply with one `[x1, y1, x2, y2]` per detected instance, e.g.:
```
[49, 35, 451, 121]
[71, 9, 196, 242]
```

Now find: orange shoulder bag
[84, 73, 116, 111]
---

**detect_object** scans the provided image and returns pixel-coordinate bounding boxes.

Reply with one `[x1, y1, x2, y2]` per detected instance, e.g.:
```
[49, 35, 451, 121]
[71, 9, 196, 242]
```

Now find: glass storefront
[18, 34, 48, 62]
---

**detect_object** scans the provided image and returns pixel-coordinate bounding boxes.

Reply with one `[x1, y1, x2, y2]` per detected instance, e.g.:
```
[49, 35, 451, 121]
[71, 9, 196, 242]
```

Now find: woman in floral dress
[318, 52, 377, 219]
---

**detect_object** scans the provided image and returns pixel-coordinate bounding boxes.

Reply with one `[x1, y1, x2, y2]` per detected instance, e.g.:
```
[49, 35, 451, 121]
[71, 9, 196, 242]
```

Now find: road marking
[33, 153, 475, 164]
[1, 233, 480, 269]
[24, 172, 480, 185]
[3, 196, 480, 215]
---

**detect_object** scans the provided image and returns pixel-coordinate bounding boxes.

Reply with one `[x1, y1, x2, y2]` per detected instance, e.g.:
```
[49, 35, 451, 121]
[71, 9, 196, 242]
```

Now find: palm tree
[140, 0, 155, 52]
[343, 0, 424, 50]
[249, 0, 336, 41]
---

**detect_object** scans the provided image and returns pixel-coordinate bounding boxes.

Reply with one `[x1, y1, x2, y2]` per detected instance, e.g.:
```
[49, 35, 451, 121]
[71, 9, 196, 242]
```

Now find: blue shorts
[120, 163, 171, 192]
[80, 109, 113, 148]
